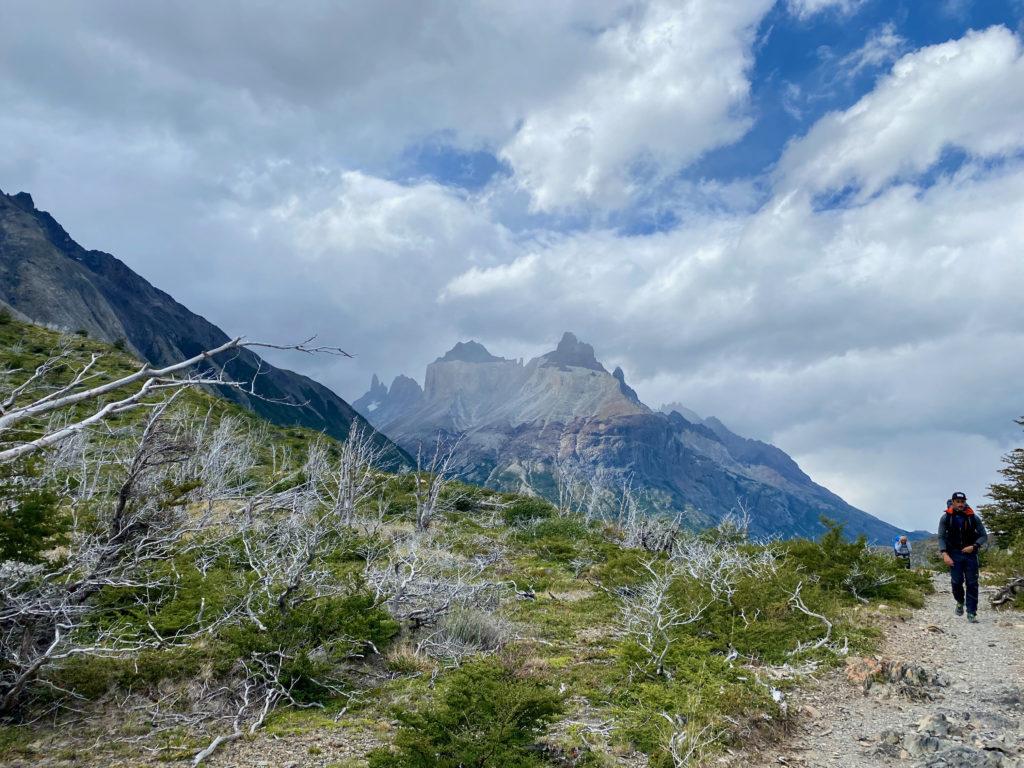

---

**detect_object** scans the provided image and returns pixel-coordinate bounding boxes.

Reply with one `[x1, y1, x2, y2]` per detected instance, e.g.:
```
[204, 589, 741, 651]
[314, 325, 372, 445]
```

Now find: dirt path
[748, 573, 1024, 768]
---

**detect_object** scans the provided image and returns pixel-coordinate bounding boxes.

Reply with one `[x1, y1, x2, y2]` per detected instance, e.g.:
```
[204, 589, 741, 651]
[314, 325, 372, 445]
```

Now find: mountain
[0, 188, 409, 469]
[354, 332, 906, 542]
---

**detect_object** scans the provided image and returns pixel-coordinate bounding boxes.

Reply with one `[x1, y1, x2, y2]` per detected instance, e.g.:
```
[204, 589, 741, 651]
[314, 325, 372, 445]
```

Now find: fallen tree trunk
[989, 576, 1024, 607]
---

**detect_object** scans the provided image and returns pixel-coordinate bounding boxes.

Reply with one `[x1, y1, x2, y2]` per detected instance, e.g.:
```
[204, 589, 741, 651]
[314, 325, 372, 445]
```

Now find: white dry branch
[671, 536, 780, 606]
[784, 581, 842, 657]
[364, 533, 500, 632]
[0, 336, 350, 465]
[661, 712, 722, 767]
[0, 402, 241, 716]
[411, 435, 461, 531]
[617, 558, 713, 679]
[843, 556, 896, 604]
[614, 477, 683, 554]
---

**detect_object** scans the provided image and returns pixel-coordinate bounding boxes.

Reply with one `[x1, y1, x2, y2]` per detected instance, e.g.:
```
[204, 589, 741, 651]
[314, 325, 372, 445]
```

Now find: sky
[2, 0, 1023, 534]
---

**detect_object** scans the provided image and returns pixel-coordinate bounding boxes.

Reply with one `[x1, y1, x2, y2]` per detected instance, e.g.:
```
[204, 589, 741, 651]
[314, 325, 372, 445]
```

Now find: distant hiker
[938, 491, 988, 623]
[893, 534, 911, 568]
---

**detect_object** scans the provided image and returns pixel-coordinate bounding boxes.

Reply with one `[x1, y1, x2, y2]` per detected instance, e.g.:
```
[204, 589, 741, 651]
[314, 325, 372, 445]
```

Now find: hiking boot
[955, 603, 964, 616]
[967, 613, 979, 623]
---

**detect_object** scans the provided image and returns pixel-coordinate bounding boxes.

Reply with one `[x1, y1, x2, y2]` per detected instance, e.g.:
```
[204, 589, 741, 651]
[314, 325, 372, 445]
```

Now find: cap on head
[951, 491, 967, 501]
[899, 535, 907, 541]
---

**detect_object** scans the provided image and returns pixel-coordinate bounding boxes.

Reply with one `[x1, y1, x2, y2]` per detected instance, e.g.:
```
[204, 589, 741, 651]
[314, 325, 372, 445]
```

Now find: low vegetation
[0, 317, 959, 766]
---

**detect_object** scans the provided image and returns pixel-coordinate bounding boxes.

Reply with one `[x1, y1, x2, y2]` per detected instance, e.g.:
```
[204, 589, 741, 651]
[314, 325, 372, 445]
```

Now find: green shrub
[0, 458, 68, 563]
[503, 497, 557, 527]
[221, 592, 398, 703]
[367, 656, 564, 768]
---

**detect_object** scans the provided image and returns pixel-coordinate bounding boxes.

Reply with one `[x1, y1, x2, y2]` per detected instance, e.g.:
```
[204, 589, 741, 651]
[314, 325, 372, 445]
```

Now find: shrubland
[978, 416, 1024, 608]
[0, 315, 936, 766]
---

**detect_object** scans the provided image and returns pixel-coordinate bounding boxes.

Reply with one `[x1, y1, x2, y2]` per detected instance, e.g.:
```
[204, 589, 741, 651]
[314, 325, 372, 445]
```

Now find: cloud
[499, 0, 773, 212]
[2, 7, 1022, 536]
[793, 431, 1007, 534]
[786, 0, 867, 21]
[839, 22, 907, 80]
[777, 25, 1024, 201]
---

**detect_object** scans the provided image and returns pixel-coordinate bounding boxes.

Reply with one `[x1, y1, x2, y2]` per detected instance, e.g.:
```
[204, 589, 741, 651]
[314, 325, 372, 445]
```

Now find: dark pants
[896, 553, 911, 569]
[949, 551, 980, 614]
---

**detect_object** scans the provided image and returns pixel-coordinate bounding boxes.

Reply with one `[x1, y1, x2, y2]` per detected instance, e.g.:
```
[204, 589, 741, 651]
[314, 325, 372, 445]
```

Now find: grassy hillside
[0, 313, 934, 767]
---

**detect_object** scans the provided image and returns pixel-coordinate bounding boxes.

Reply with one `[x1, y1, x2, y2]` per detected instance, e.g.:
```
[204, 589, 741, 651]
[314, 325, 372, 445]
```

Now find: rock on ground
[746, 573, 1024, 768]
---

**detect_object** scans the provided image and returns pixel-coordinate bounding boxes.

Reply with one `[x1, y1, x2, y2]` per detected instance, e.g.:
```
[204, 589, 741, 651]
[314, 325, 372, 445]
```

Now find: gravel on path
[746, 572, 1024, 768]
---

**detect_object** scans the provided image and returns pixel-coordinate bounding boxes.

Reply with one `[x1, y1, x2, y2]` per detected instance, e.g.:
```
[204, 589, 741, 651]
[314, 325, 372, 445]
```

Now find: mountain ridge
[0, 188, 409, 469]
[355, 336, 912, 542]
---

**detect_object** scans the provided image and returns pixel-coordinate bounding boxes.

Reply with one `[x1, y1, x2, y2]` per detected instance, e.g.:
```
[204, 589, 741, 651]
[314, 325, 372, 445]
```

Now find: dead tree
[0, 335, 352, 718]
[412, 435, 460, 531]
[617, 558, 713, 679]
[0, 402, 237, 716]
[0, 336, 349, 465]
[990, 576, 1024, 607]
[364, 533, 500, 632]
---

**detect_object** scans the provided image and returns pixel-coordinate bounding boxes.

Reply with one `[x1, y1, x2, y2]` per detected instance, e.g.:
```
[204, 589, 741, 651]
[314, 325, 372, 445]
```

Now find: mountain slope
[0, 188, 409, 469]
[355, 332, 906, 542]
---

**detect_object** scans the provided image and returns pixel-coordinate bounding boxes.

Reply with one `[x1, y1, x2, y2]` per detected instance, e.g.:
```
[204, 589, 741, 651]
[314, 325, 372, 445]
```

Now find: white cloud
[442, 254, 541, 298]
[2, 7, 1023, 536]
[793, 431, 1007, 534]
[499, 0, 772, 212]
[777, 26, 1024, 200]
[787, 0, 867, 21]
[839, 22, 907, 79]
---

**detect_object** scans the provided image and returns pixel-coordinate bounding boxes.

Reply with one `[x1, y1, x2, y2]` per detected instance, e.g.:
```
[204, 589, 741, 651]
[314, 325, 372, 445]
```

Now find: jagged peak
[612, 366, 641, 405]
[659, 401, 704, 423]
[9, 191, 35, 211]
[436, 340, 507, 364]
[389, 374, 423, 395]
[540, 332, 606, 372]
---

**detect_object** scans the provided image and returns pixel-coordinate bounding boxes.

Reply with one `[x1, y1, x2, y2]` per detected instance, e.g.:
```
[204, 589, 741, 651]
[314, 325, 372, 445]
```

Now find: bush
[0, 458, 68, 563]
[221, 592, 399, 703]
[366, 655, 564, 768]
[438, 608, 509, 652]
[503, 497, 557, 527]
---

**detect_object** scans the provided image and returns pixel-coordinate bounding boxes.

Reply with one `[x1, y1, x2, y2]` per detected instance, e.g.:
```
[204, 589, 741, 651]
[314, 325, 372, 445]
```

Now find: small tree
[979, 416, 1024, 546]
[0, 457, 66, 563]
[366, 656, 564, 768]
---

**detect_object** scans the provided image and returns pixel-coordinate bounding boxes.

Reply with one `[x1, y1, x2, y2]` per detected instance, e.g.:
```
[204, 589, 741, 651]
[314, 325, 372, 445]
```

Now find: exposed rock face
[0, 188, 409, 469]
[356, 335, 904, 542]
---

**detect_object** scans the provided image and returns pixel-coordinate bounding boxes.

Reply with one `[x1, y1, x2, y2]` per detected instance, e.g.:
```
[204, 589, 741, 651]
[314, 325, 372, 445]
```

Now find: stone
[917, 712, 951, 736]
[902, 732, 942, 757]
[879, 728, 902, 745]
[845, 657, 884, 688]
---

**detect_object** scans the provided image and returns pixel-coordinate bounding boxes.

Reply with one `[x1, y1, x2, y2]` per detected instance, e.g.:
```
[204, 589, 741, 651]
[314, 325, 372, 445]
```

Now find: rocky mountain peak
[541, 331, 606, 372]
[389, 374, 424, 402]
[10, 191, 35, 212]
[437, 340, 505, 364]
[612, 366, 641, 405]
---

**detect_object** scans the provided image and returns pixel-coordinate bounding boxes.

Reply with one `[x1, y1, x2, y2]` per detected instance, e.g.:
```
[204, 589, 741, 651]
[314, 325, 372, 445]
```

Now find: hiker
[893, 534, 911, 568]
[938, 491, 988, 623]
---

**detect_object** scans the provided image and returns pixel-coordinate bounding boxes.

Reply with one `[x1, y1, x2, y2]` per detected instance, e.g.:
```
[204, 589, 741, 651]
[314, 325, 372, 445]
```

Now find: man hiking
[938, 491, 988, 623]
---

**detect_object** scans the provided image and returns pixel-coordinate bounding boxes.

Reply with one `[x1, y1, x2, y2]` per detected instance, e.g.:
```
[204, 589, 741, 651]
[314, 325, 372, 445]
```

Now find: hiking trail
[746, 572, 1024, 768]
